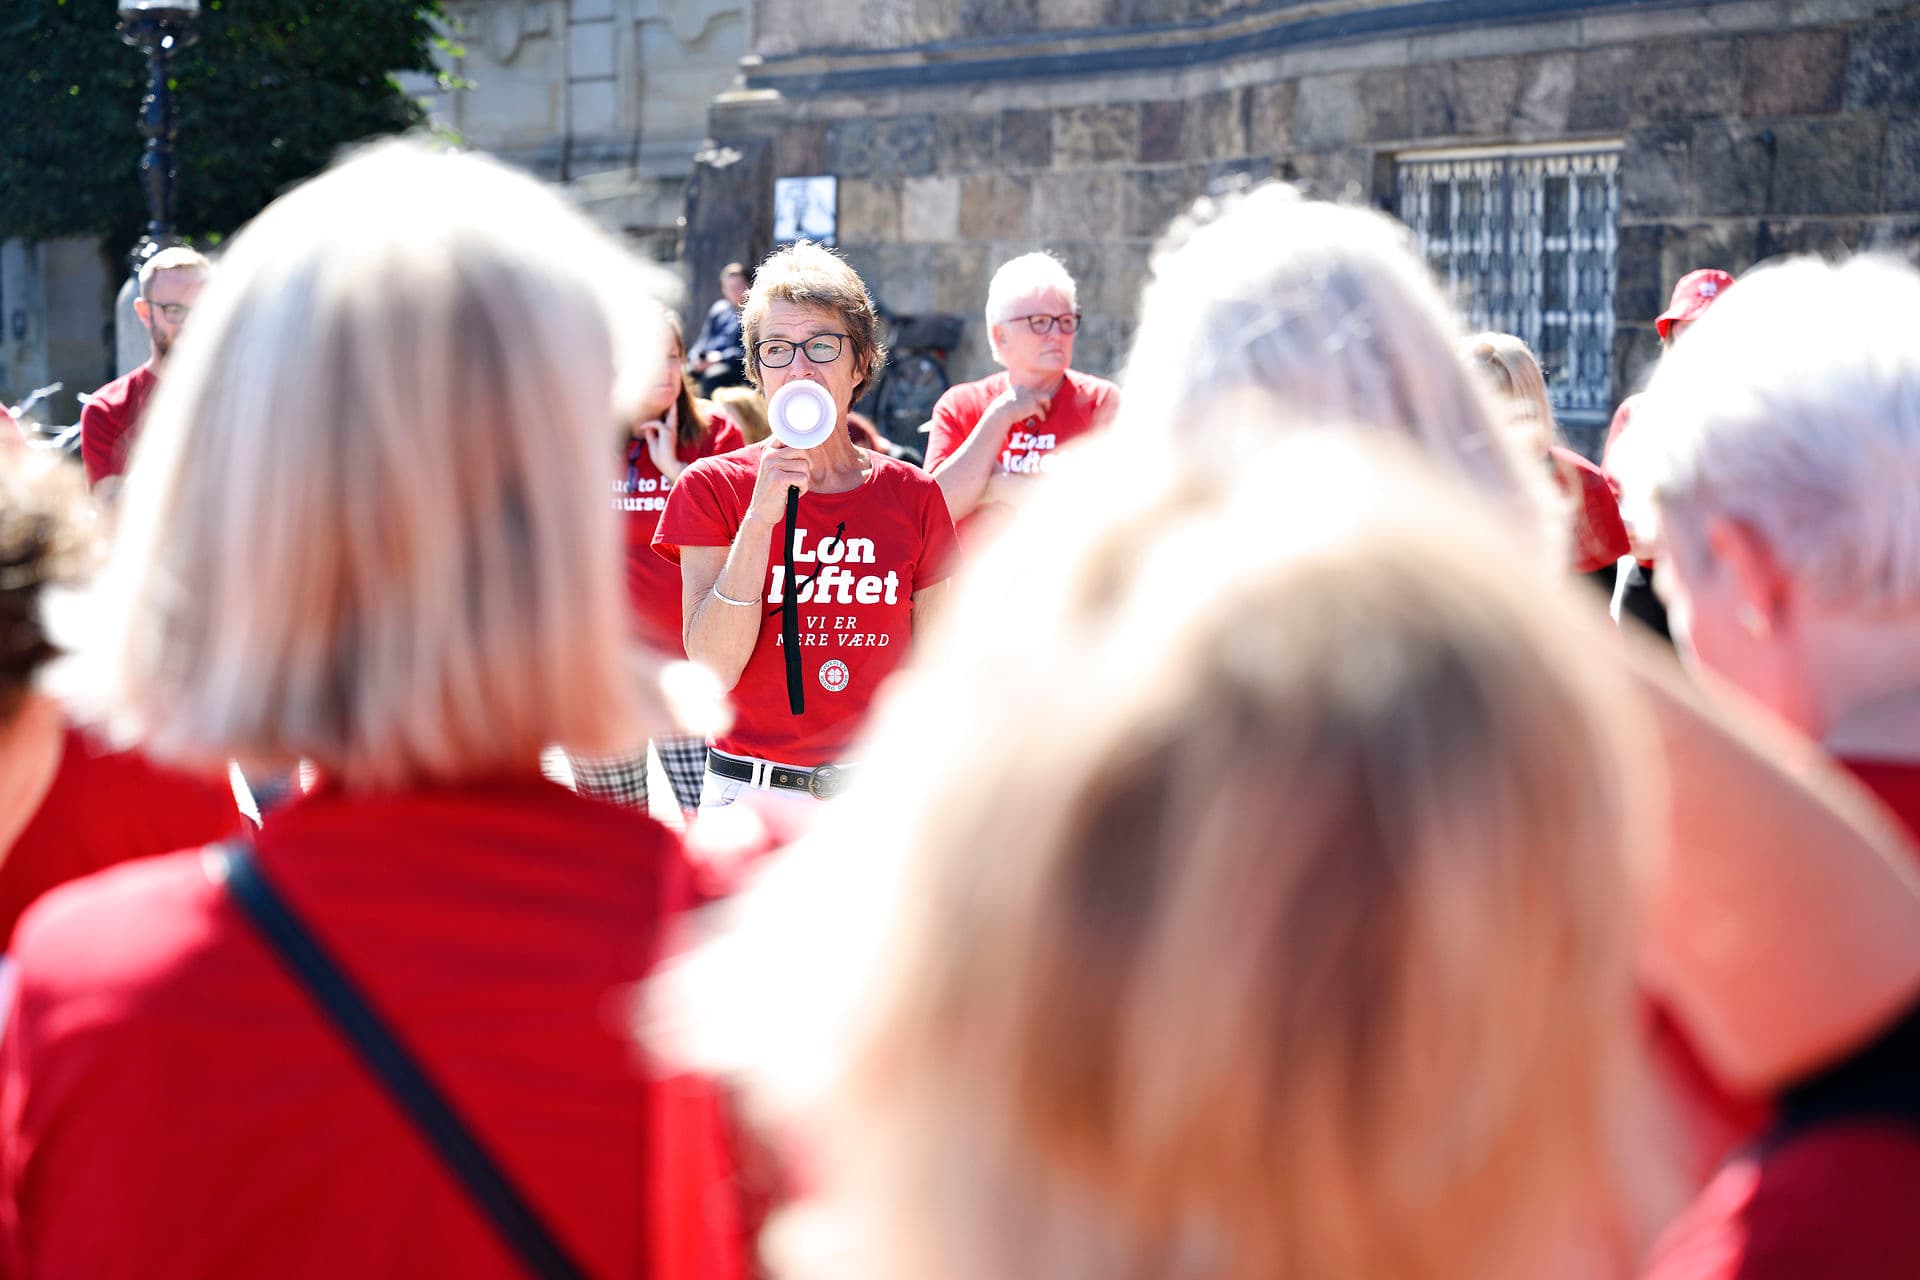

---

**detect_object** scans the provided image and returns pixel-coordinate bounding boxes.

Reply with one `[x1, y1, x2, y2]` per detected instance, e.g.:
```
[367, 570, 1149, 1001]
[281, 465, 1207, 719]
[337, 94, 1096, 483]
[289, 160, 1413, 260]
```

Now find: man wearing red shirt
[924, 252, 1119, 545]
[79, 246, 209, 489]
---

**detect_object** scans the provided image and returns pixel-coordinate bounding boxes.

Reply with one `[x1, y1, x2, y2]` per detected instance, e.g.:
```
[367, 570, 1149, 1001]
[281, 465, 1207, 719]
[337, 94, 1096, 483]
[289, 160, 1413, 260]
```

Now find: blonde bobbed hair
[1117, 183, 1557, 555]
[89, 139, 673, 788]
[666, 423, 1660, 1280]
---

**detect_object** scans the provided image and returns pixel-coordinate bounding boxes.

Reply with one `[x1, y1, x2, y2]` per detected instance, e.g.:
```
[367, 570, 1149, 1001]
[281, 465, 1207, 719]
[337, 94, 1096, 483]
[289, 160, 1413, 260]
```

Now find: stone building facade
[684, 0, 1920, 447]
[428, 0, 750, 262]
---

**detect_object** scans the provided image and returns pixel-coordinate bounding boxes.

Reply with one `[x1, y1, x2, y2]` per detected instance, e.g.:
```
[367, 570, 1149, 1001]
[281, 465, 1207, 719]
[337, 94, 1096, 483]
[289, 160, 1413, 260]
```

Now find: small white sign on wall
[774, 175, 837, 247]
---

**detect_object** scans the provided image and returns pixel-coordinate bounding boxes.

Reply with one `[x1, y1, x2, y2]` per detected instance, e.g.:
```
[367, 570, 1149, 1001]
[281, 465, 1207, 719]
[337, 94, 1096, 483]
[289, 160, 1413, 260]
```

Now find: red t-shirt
[0, 725, 245, 948]
[1839, 758, 1920, 842]
[619, 415, 744, 654]
[924, 368, 1118, 542]
[1550, 445, 1632, 573]
[0, 776, 747, 1280]
[79, 365, 158, 487]
[653, 447, 958, 766]
[1643, 757, 1920, 1280]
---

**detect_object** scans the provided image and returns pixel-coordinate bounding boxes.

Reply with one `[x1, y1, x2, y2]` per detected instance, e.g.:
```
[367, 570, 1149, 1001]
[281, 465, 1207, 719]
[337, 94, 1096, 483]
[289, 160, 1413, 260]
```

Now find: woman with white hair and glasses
[923, 251, 1119, 544]
[1107, 182, 1920, 1170]
[0, 142, 747, 1280]
[1613, 254, 1920, 1280]
[657, 241, 958, 812]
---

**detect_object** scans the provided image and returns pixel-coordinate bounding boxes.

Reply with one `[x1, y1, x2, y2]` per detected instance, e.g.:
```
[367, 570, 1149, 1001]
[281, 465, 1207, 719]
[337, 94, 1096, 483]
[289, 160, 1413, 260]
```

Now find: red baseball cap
[1655, 268, 1735, 341]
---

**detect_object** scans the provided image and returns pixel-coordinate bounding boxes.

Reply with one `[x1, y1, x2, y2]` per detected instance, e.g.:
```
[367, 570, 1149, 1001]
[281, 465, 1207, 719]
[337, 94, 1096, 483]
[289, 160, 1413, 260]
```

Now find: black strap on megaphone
[783, 485, 804, 714]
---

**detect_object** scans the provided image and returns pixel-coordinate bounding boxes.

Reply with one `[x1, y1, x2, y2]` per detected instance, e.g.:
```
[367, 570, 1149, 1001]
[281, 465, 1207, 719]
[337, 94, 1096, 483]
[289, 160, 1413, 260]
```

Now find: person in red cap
[1603, 268, 1736, 639]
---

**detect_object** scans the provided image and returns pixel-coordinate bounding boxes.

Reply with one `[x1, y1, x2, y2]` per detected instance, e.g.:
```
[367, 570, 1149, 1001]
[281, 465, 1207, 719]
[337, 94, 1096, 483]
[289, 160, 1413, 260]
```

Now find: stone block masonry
[685, 0, 1920, 414]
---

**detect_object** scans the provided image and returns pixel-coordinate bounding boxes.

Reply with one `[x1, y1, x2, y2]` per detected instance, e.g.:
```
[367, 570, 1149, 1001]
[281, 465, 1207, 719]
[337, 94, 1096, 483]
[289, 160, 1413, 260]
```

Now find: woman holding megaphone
[655, 242, 959, 809]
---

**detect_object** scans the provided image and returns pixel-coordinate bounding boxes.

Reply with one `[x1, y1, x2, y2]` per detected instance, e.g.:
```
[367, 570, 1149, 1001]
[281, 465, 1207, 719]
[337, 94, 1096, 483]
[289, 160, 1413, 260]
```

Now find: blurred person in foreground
[0, 453, 244, 948]
[0, 141, 746, 1280]
[79, 245, 209, 493]
[668, 428, 1671, 1280]
[923, 252, 1119, 544]
[1614, 254, 1920, 1280]
[570, 307, 742, 818]
[1107, 182, 1920, 1161]
[1466, 331, 1630, 593]
[655, 241, 958, 814]
[1604, 268, 1737, 639]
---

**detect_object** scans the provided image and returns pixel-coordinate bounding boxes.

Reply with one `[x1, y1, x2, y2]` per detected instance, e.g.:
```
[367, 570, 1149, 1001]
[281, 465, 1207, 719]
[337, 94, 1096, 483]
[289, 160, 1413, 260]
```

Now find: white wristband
[711, 584, 761, 607]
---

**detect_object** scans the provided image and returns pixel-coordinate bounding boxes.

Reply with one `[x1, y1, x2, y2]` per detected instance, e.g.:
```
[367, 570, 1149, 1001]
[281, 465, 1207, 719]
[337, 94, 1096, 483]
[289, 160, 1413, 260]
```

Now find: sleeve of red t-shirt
[78, 396, 123, 487]
[923, 384, 978, 474]
[1086, 375, 1120, 424]
[701, 418, 744, 458]
[914, 477, 962, 592]
[1552, 447, 1632, 574]
[653, 458, 742, 565]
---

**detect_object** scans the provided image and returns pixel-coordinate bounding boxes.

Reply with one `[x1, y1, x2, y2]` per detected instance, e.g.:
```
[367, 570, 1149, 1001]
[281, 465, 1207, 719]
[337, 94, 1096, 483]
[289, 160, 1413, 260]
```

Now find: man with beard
[81, 247, 210, 490]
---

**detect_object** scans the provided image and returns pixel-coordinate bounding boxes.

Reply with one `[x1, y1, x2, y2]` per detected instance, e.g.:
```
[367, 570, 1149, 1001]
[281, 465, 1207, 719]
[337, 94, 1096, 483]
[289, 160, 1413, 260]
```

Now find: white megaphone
[766, 379, 838, 449]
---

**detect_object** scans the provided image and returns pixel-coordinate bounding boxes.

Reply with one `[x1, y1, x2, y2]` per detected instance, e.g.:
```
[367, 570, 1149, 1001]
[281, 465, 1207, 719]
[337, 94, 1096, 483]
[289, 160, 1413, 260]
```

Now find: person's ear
[133, 298, 152, 330]
[1707, 515, 1793, 638]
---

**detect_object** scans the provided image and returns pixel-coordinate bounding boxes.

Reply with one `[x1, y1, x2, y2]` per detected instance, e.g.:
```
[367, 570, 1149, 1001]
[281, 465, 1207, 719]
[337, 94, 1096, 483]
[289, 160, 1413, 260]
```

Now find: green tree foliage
[0, 0, 448, 256]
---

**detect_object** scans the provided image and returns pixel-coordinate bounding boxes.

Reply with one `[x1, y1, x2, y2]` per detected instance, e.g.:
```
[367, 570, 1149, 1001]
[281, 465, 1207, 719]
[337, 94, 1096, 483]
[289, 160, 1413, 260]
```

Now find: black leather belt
[706, 751, 853, 800]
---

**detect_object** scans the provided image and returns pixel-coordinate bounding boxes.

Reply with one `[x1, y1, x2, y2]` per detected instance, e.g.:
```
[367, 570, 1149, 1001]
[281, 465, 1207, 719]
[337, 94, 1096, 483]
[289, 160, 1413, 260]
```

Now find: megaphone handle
[782, 486, 805, 715]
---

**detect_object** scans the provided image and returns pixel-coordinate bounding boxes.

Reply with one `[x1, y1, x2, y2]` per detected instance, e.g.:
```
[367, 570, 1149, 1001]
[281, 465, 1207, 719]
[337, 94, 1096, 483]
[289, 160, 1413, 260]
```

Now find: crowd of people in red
[3, 138, 1919, 1280]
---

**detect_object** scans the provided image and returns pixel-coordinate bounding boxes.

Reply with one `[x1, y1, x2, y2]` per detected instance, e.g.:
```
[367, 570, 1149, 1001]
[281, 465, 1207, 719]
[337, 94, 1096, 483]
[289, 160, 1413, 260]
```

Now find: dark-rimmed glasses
[755, 333, 849, 368]
[150, 302, 192, 324]
[1010, 312, 1081, 335]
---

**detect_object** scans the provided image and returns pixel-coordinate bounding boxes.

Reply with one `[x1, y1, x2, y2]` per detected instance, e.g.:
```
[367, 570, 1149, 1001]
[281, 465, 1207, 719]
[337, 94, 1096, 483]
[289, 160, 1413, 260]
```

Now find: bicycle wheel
[876, 351, 949, 448]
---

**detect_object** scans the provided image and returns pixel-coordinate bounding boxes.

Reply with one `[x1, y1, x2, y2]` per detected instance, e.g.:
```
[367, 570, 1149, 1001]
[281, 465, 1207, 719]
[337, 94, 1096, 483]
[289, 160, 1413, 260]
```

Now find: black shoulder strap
[208, 838, 591, 1280]
[783, 485, 806, 715]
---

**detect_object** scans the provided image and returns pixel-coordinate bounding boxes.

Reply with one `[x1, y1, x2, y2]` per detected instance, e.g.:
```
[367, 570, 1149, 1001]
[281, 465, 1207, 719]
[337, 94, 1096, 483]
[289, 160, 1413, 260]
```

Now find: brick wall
[686, 0, 1920, 420]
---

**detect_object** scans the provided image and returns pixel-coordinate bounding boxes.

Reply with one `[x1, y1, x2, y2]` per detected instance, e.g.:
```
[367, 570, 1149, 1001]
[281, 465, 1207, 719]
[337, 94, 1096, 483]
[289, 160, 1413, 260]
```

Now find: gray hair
[1614, 254, 1920, 613]
[1114, 183, 1555, 556]
[985, 252, 1078, 330]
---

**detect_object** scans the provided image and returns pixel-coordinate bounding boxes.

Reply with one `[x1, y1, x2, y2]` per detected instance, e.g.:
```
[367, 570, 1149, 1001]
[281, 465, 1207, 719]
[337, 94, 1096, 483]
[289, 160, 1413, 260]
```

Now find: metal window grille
[1396, 147, 1621, 428]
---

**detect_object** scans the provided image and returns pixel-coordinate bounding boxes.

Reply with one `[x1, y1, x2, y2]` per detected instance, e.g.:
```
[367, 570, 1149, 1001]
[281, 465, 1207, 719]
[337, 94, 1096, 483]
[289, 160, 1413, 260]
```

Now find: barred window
[1395, 145, 1622, 438]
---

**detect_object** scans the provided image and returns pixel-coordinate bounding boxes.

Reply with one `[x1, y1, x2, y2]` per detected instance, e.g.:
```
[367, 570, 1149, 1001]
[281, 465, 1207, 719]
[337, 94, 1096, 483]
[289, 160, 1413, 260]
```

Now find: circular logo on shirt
[819, 660, 850, 693]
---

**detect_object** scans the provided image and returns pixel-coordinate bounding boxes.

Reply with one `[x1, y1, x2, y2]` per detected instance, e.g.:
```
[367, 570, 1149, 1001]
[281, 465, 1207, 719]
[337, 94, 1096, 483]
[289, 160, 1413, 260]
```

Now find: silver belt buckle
[807, 764, 843, 800]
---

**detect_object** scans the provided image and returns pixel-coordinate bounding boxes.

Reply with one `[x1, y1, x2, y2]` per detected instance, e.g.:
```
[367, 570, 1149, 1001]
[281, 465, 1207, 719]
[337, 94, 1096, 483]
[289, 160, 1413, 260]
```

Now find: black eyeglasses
[1010, 312, 1081, 335]
[150, 302, 192, 324]
[754, 333, 849, 368]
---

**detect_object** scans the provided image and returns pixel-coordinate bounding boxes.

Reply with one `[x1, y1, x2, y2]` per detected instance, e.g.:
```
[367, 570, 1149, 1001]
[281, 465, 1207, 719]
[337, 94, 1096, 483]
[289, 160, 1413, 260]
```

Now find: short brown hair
[0, 454, 96, 719]
[740, 241, 887, 403]
[138, 245, 210, 298]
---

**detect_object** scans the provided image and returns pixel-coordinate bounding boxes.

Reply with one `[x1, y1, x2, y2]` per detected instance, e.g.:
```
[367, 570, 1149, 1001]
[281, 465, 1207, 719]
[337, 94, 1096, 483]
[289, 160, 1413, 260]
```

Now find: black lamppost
[117, 0, 201, 272]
